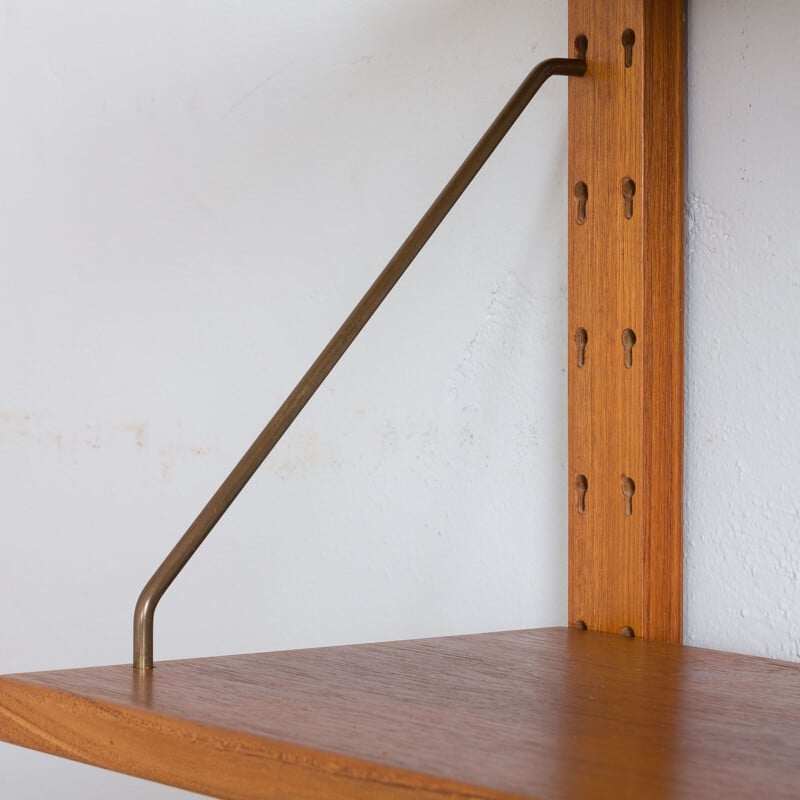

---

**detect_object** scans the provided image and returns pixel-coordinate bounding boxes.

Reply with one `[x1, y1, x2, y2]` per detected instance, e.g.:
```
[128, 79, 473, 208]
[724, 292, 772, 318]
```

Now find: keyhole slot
[621, 476, 636, 517]
[622, 328, 637, 369]
[621, 177, 636, 219]
[574, 327, 588, 368]
[574, 181, 588, 224]
[575, 474, 588, 515]
[622, 29, 636, 68]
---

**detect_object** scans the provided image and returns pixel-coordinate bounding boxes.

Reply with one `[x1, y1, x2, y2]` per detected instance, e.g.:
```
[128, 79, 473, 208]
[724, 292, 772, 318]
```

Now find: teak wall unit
[2, 2, 800, 799]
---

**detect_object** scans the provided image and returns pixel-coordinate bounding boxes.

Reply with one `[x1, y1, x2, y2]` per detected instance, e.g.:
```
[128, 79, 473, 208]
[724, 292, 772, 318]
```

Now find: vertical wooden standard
[568, 1, 685, 642]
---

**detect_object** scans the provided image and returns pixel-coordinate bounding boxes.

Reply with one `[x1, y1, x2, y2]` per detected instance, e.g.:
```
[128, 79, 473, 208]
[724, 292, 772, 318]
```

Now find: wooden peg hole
[574, 620, 588, 631]
[575, 474, 588, 515]
[620, 626, 635, 638]
[621, 475, 636, 517]
[574, 327, 588, 368]
[622, 29, 636, 68]
[574, 181, 588, 224]
[574, 35, 588, 60]
[621, 177, 636, 219]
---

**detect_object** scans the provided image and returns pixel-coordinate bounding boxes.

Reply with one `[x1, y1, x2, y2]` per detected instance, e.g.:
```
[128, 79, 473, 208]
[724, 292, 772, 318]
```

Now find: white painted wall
[0, 1, 796, 797]
[684, 0, 800, 660]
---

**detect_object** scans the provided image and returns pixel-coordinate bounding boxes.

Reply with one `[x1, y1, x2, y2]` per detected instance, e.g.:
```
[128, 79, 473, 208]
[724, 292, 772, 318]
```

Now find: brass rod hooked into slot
[132, 53, 587, 671]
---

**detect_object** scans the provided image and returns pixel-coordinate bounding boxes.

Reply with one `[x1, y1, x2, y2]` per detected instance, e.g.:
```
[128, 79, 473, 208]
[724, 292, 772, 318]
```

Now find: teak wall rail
[568, 1, 684, 642]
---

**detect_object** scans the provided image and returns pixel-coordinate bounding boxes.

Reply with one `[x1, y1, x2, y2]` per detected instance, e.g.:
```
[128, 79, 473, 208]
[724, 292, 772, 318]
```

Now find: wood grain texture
[568, 0, 685, 641]
[3, 629, 800, 799]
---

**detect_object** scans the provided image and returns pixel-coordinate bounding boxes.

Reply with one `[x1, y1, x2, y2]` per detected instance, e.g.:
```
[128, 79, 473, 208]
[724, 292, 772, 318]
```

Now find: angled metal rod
[134, 55, 586, 670]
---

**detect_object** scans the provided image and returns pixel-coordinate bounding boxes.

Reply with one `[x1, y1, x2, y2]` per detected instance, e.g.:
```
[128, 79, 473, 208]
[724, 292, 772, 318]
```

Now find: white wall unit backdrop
[0, 1, 797, 797]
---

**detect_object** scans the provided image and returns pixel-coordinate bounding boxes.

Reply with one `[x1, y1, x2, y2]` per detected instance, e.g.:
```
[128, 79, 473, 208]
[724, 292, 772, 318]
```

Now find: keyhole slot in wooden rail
[622, 328, 637, 368]
[574, 181, 588, 224]
[575, 474, 588, 514]
[621, 475, 636, 517]
[574, 327, 588, 367]
[622, 29, 636, 68]
[621, 177, 636, 219]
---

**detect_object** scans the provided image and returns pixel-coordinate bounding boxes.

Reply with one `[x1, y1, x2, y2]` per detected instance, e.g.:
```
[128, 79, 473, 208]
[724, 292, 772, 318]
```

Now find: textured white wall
[0, 1, 797, 798]
[684, 0, 800, 660]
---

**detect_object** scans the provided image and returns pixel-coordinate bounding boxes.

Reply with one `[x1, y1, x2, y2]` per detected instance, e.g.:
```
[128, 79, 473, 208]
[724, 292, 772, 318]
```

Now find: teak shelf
[3, 630, 800, 799]
[3, 2, 800, 798]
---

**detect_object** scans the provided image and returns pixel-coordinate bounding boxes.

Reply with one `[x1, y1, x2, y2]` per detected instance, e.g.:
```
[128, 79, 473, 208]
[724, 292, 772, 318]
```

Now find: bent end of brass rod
[133, 591, 155, 671]
[545, 56, 587, 78]
[133, 528, 207, 670]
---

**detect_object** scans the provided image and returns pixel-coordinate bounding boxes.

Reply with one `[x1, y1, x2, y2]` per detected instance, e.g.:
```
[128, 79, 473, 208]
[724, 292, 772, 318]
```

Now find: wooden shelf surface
[1, 628, 800, 799]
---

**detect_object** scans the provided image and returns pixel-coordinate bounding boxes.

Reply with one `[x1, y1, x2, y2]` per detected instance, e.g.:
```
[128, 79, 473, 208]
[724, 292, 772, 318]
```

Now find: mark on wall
[448, 270, 531, 400]
[118, 421, 148, 448]
[159, 443, 213, 479]
[0, 411, 212, 477]
[265, 430, 342, 478]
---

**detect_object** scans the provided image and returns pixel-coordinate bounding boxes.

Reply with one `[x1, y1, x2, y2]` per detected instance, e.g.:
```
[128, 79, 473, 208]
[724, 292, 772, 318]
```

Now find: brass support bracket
[133, 53, 586, 671]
